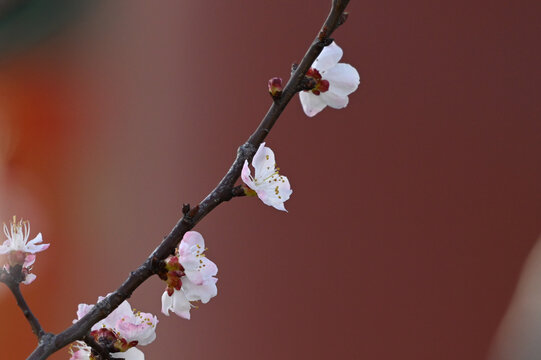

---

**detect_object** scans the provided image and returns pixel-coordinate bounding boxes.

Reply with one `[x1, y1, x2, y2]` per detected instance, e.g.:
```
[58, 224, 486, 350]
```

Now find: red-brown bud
[268, 77, 283, 99]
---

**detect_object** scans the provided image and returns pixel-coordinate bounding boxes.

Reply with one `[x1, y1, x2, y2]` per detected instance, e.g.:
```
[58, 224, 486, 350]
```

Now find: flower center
[305, 68, 329, 95]
[255, 168, 280, 186]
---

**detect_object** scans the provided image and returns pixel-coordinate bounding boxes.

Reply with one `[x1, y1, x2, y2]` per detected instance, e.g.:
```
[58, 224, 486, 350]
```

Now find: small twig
[83, 334, 112, 360]
[1, 271, 45, 340]
[26, 1, 350, 358]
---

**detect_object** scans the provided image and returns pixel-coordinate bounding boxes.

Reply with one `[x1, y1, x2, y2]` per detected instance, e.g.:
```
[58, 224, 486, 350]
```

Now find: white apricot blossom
[0, 217, 48, 256]
[299, 41, 360, 117]
[241, 143, 292, 211]
[161, 231, 218, 319]
[74, 298, 157, 359]
[0, 217, 49, 284]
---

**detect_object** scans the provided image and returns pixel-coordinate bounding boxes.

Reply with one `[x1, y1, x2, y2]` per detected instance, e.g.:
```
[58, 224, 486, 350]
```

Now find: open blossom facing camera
[241, 143, 292, 211]
[161, 231, 218, 319]
[74, 298, 158, 359]
[299, 41, 360, 117]
[0, 217, 49, 284]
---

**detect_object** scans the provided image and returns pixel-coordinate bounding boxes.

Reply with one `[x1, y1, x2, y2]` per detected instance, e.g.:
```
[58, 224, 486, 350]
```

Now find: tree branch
[0, 270, 46, 340]
[26, 1, 350, 358]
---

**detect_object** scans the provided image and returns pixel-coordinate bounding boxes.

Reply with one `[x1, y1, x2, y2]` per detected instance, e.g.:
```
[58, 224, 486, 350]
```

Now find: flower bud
[268, 77, 283, 99]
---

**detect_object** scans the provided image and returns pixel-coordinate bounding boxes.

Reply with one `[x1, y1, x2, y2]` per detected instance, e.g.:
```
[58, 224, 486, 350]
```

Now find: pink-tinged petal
[22, 273, 36, 285]
[322, 63, 360, 96]
[111, 347, 144, 360]
[181, 231, 205, 248]
[103, 300, 133, 330]
[76, 303, 94, 320]
[24, 254, 36, 267]
[26, 233, 49, 254]
[313, 42, 343, 71]
[319, 91, 349, 109]
[75, 303, 108, 331]
[299, 91, 327, 117]
[251, 143, 277, 181]
[178, 231, 206, 270]
[184, 256, 218, 284]
[115, 309, 157, 346]
[182, 276, 218, 304]
[116, 321, 156, 346]
[241, 160, 255, 189]
[70, 346, 92, 360]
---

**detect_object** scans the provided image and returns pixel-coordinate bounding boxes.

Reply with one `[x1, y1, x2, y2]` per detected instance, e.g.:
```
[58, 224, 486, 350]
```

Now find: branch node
[322, 37, 334, 46]
[181, 203, 190, 216]
[151, 256, 166, 275]
[238, 143, 256, 159]
[291, 63, 299, 74]
[338, 11, 349, 26]
[318, 25, 329, 41]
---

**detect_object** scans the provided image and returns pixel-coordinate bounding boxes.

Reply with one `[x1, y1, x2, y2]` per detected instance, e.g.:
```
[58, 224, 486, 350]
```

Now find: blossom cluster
[71, 297, 158, 359]
[160, 231, 218, 319]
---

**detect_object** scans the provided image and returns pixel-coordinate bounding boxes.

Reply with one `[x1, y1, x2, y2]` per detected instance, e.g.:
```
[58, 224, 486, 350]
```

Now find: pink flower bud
[268, 77, 283, 98]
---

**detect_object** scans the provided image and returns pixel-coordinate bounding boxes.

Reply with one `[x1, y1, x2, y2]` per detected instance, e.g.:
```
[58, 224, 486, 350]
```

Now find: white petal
[115, 310, 158, 346]
[161, 290, 192, 319]
[76, 303, 93, 319]
[178, 231, 206, 270]
[0, 239, 11, 254]
[313, 42, 343, 71]
[22, 273, 36, 285]
[161, 291, 173, 316]
[241, 160, 255, 189]
[251, 143, 276, 181]
[182, 276, 218, 304]
[255, 174, 292, 212]
[111, 347, 145, 360]
[69, 346, 92, 360]
[181, 231, 205, 249]
[323, 63, 360, 96]
[319, 91, 349, 109]
[23, 254, 36, 267]
[299, 91, 327, 117]
[184, 257, 218, 284]
[104, 300, 134, 330]
[25, 233, 50, 254]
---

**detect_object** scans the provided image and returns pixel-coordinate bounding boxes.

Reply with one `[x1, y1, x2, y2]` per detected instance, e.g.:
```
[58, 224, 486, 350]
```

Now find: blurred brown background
[0, 0, 540, 359]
